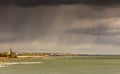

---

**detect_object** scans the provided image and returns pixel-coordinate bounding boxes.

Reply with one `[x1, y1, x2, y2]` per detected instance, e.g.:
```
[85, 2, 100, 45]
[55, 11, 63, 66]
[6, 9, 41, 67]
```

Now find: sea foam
[0, 62, 41, 67]
[0, 65, 5, 67]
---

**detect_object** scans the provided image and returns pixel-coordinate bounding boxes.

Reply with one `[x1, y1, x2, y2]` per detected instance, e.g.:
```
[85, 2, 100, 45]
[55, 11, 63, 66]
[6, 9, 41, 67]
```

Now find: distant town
[0, 48, 80, 59]
[1, 48, 120, 59]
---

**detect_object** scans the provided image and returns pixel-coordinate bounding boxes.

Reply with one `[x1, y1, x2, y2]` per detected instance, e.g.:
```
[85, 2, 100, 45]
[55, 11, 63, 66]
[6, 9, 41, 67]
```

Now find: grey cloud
[66, 26, 120, 36]
[95, 37, 120, 45]
[1, 4, 120, 53]
[1, 0, 120, 7]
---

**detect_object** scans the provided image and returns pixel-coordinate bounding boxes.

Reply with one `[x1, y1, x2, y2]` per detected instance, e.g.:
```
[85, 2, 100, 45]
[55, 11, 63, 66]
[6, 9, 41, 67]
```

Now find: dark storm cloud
[67, 26, 120, 36]
[0, 37, 20, 43]
[94, 37, 120, 46]
[0, 5, 61, 46]
[0, 5, 120, 44]
[1, 2, 120, 53]
[0, 0, 120, 7]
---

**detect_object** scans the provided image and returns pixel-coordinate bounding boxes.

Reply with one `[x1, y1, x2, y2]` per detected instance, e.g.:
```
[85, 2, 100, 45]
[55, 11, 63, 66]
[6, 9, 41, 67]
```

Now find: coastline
[0, 56, 55, 60]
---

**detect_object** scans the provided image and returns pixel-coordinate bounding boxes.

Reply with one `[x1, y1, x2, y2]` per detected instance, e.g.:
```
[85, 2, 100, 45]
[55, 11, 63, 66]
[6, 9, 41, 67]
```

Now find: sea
[1, 56, 120, 74]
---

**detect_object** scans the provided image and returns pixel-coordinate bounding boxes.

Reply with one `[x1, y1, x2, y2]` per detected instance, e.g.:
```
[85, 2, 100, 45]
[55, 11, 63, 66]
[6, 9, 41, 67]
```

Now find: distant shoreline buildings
[0, 48, 17, 58]
[0, 48, 80, 58]
[1, 48, 120, 59]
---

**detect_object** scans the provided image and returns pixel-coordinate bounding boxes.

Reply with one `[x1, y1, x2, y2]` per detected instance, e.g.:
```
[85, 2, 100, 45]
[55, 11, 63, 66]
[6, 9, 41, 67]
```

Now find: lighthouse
[6, 48, 17, 58]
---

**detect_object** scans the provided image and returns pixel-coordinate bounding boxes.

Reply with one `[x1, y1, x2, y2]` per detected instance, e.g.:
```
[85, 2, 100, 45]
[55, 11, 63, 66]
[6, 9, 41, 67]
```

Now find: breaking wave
[0, 62, 41, 68]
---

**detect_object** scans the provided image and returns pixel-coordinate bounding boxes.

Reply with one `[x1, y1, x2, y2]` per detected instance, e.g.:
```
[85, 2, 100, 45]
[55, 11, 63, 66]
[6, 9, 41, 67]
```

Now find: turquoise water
[1, 58, 120, 74]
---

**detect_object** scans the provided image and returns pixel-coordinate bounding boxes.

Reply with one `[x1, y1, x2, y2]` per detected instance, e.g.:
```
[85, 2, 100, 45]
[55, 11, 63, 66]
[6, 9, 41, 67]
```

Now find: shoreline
[1, 55, 120, 60]
[0, 56, 55, 60]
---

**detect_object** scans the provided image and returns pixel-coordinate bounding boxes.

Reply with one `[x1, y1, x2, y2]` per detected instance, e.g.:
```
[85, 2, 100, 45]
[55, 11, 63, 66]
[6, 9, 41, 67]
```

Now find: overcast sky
[1, 0, 120, 54]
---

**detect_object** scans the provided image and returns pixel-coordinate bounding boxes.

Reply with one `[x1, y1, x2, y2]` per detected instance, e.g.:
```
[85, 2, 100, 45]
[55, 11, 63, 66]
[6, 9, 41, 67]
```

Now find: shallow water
[0, 58, 120, 74]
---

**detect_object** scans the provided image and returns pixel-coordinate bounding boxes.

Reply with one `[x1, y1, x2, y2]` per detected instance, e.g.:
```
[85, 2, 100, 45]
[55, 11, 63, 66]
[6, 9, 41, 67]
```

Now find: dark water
[0, 58, 120, 74]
